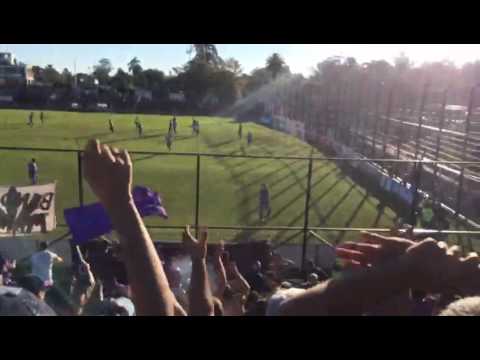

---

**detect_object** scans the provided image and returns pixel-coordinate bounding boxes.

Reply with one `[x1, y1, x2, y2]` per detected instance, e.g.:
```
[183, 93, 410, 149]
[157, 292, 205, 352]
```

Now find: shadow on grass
[132, 154, 159, 163]
[102, 131, 177, 145]
[334, 193, 370, 243]
[74, 132, 114, 141]
[372, 205, 385, 227]
[237, 161, 332, 222]
[269, 173, 347, 243]
[208, 138, 238, 149]
[238, 159, 306, 191]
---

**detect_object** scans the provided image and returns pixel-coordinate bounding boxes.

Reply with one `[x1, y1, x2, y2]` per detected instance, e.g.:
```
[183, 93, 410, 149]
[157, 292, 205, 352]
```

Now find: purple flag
[64, 185, 168, 244]
[64, 203, 113, 245]
[132, 185, 168, 219]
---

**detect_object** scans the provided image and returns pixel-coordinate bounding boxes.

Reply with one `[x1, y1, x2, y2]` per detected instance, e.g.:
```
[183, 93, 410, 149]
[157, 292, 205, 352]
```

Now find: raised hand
[183, 225, 208, 260]
[83, 139, 133, 210]
[212, 240, 225, 262]
[336, 232, 415, 267]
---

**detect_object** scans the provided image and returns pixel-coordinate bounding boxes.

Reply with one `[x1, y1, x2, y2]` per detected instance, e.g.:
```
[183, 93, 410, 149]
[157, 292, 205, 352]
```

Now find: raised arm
[228, 261, 250, 297]
[279, 236, 471, 316]
[83, 139, 176, 316]
[212, 242, 227, 299]
[183, 225, 214, 316]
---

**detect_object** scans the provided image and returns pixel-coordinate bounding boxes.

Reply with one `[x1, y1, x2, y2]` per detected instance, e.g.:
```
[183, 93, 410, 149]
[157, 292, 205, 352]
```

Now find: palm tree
[266, 53, 285, 80]
[188, 44, 223, 68]
[127, 57, 142, 76]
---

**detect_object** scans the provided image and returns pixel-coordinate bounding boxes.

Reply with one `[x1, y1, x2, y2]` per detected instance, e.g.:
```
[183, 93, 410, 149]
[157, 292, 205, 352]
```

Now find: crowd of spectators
[2, 139, 480, 316]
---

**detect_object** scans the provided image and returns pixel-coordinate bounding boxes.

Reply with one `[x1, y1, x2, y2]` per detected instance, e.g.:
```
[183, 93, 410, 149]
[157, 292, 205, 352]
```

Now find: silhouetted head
[31, 158, 36, 163]
[39, 242, 48, 251]
[252, 260, 262, 272]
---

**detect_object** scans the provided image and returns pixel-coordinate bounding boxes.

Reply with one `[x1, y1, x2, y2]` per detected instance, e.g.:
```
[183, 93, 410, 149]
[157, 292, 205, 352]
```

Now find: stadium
[1, 45, 480, 316]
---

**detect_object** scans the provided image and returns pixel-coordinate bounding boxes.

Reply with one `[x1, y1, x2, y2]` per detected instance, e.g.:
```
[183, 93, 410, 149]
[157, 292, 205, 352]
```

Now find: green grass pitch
[0, 109, 396, 245]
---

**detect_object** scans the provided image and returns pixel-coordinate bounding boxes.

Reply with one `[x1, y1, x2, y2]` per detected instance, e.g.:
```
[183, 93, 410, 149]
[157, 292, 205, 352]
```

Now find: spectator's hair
[246, 290, 260, 306]
[39, 242, 48, 251]
[439, 297, 480, 316]
[32, 158, 36, 162]
[17, 275, 46, 297]
[245, 299, 267, 316]
[45, 288, 76, 316]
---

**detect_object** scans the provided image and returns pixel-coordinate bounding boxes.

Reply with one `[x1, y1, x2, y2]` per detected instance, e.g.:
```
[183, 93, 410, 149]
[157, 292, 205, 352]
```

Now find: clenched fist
[83, 139, 133, 210]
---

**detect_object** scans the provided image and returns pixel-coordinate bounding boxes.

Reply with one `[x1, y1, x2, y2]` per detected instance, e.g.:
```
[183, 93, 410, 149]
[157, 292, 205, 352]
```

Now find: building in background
[0, 52, 32, 104]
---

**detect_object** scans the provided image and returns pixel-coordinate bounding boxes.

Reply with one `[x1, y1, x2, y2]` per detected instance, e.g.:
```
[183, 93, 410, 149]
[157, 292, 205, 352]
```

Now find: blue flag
[64, 185, 168, 244]
[64, 203, 113, 245]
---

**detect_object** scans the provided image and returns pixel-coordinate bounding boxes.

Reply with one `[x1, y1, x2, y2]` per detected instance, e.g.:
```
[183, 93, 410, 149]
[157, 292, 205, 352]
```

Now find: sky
[1, 44, 480, 76]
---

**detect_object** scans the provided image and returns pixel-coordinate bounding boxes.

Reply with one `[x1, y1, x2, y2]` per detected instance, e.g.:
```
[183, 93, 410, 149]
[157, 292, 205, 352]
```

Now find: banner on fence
[259, 115, 273, 126]
[0, 183, 56, 236]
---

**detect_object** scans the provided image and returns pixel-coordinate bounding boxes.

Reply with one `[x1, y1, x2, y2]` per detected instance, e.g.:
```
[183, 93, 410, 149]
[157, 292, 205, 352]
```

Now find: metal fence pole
[195, 154, 201, 238]
[433, 89, 448, 200]
[77, 151, 84, 206]
[455, 86, 476, 251]
[382, 86, 394, 158]
[410, 160, 422, 227]
[301, 154, 314, 273]
[334, 84, 342, 141]
[414, 82, 430, 159]
[456, 86, 476, 216]
[372, 82, 382, 158]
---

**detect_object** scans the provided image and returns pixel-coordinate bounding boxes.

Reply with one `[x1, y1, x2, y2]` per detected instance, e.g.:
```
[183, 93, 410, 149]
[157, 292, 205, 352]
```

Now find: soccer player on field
[172, 116, 177, 134]
[28, 158, 39, 185]
[40, 112, 44, 125]
[195, 119, 200, 136]
[138, 122, 143, 137]
[28, 112, 34, 127]
[259, 184, 271, 222]
[191, 118, 196, 135]
[165, 133, 172, 151]
[238, 123, 243, 139]
[247, 131, 253, 146]
[109, 119, 114, 133]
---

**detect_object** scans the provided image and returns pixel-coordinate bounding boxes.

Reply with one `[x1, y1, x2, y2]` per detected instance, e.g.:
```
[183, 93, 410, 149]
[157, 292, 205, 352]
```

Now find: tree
[224, 58, 243, 76]
[394, 52, 413, 74]
[244, 68, 271, 94]
[31, 66, 44, 82]
[188, 44, 224, 68]
[266, 53, 286, 80]
[128, 57, 142, 76]
[93, 58, 113, 85]
[61, 68, 74, 87]
[211, 69, 238, 108]
[364, 60, 393, 82]
[110, 68, 132, 95]
[43, 65, 62, 85]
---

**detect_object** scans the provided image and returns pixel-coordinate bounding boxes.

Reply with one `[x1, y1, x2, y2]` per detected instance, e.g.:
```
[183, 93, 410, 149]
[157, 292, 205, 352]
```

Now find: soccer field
[0, 109, 396, 245]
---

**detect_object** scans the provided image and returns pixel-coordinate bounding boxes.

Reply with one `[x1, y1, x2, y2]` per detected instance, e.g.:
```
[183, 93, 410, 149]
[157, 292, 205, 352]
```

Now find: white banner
[0, 183, 56, 236]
